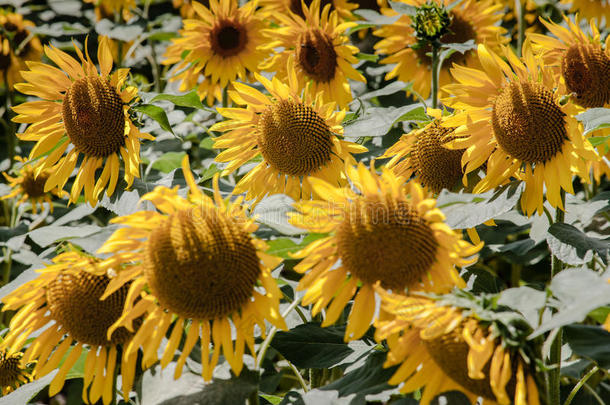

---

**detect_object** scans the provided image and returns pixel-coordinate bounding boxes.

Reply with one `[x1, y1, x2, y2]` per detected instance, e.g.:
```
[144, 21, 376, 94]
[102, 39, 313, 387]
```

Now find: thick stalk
[431, 44, 440, 109]
[3, 70, 15, 167]
[548, 190, 566, 405]
[515, 0, 525, 56]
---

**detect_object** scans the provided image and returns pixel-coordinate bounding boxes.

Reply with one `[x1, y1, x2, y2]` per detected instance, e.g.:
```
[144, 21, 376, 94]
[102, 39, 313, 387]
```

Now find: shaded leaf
[152, 152, 187, 174]
[353, 9, 400, 25]
[547, 223, 609, 265]
[564, 325, 610, 369]
[28, 225, 101, 247]
[498, 286, 547, 328]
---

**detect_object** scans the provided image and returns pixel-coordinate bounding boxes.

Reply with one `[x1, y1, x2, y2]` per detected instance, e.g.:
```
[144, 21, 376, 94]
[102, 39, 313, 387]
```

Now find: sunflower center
[412, 120, 464, 193]
[143, 208, 261, 320]
[561, 43, 610, 108]
[415, 11, 476, 66]
[492, 81, 567, 164]
[62, 76, 125, 158]
[257, 99, 333, 176]
[424, 325, 497, 400]
[20, 171, 48, 199]
[0, 352, 23, 388]
[210, 20, 248, 58]
[296, 29, 337, 83]
[0, 22, 30, 70]
[289, 0, 334, 18]
[46, 271, 134, 346]
[336, 198, 439, 291]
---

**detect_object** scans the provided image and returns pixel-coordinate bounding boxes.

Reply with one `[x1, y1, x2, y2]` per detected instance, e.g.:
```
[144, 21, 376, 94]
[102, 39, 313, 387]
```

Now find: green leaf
[261, 394, 284, 405]
[343, 105, 424, 137]
[356, 81, 409, 101]
[0, 370, 58, 405]
[547, 223, 609, 265]
[353, 9, 400, 25]
[199, 137, 215, 150]
[152, 152, 187, 173]
[564, 325, 610, 369]
[199, 164, 221, 182]
[133, 104, 175, 135]
[271, 323, 375, 369]
[266, 234, 327, 259]
[575, 108, 610, 135]
[497, 286, 547, 328]
[588, 136, 610, 148]
[150, 91, 212, 111]
[28, 225, 101, 247]
[356, 53, 379, 62]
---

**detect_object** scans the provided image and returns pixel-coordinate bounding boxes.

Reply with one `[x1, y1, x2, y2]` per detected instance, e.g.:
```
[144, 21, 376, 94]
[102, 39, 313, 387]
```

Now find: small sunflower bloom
[259, 0, 365, 108]
[0, 350, 30, 395]
[210, 60, 367, 202]
[529, 16, 610, 108]
[173, 0, 198, 18]
[162, 0, 269, 105]
[12, 36, 153, 207]
[373, 0, 507, 99]
[94, 156, 286, 381]
[83, 0, 136, 21]
[288, 162, 481, 341]
[382, 109, 465, 193]
[258, 0, 357, 21]
[442, 43, 598, 216]
[1, 251, 140, 405]
[0, 11, 42, 89]
[2, 156, 65, 213]
[375, 291, 541, 405]
[560, 0, 610, 25]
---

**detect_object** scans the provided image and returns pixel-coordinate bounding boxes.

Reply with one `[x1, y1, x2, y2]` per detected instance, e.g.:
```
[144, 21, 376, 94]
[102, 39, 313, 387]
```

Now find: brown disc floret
[210, 19, 248, 58]
[296, 29, 338, 83]
[20, 171, 49, 199]
[0, 352, 24, 388]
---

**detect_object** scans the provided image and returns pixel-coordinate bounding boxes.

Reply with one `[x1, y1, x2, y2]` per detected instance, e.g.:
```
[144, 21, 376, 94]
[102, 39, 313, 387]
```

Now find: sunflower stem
[564, 366, 598, 405]
[248, 390, 260, 405]
[431, 44, 440, 109]
[548, 189, 566, 405]
[515, 0, 525, 56]
[3, 70, 16, 168]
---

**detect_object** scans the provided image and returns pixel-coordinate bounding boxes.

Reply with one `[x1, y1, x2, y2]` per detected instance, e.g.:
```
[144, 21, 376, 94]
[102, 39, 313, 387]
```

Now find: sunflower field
[0, 0, 609, 404]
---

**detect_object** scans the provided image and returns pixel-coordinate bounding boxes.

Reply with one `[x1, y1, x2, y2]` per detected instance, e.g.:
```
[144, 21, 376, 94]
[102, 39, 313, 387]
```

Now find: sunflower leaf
[133, 104, 175, 135]
[547, 223, 610, 265]
[150, 91, 215, 112]
[564, 325, 610, 369]
[388, 1, 416, 16]
[151, 151, 187, 174]
[343, 105, 424, 138]
[575, 107, 610, 135]
[353, 9, 400, 25]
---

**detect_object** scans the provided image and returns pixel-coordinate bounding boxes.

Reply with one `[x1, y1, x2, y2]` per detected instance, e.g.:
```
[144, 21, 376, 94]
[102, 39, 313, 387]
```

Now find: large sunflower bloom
[560, 0, 610, 24]
[0, 11, 42, 89]
[162, 0, 269, 106]
[529, 16, 610, 108]
[382, 109, 465, 193]
[210, 60, 367, 202]
[375, 291, 541, 405]
[258, 0, 357, 21]
[259, 0, 365, 108]
[441, 43, 598, 216]
[12, 36, 153, 207]
[94, 156, 286, 381]
[1, 251, 140, 405]
[288, 162, 481, 341]
[0, 349, 30, 395]
[2, 156, 65, 213]
[373, 0, 506, 100]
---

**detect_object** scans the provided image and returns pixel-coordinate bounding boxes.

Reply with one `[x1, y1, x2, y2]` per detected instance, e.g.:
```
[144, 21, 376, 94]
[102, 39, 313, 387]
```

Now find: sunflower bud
[412, 1, 451, 43]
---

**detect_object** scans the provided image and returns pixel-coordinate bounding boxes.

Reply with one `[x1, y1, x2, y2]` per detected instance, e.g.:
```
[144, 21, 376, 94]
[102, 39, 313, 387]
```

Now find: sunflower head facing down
[442, 43, 598, 216]
[162, 0, 269, 106]
[288, 162, 482, 341]
[373, 0, 507, 100]
[560, 0, 610, 25]
[382, 109, 465, 193]
[94, 156, 286, 381]
[210, 58, 367, 203]
[375, 290, 540, 405]
[529, 16, 610, 108]
[0, 10, 42, 89]
[0, 349, 30, 395]
[259, 0, 365, 108]
[1, 250, 139, 405]
[12, 36, 153, 208]
[2, 156, 66, 213]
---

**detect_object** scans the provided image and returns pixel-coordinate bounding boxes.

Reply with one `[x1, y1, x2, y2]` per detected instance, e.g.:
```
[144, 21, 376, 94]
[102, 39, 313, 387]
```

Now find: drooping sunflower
[258, 0, 357, 21]
[94, 156, 286, 381]
[162, 0, 269, 106]
[288, 162, 482, 341]
[560, 0, 610, 24]
[1, 250, 140, 405]
[375, 290, 540, 405]
[441, 43, 598, 216]
[210, 59, 367, 203]
[381, 109, 465, 193]
[1, 156, 65, 213]
[0, 11, 42, 89]
[259, 0, 365, 108]
[0, 349, 30, 395]
[12, 36, 153, 207]
[529, 16, 610, 108]
[373, 0, 507, 100]
[173, 0, 199, 18]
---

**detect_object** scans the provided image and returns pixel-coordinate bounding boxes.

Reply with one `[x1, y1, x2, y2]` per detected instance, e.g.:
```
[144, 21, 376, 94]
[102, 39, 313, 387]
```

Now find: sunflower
[173, 0, 199, 19]
[1, 156, 65, 213]
[0, 251, 139, 405]
[93, 156, 286, 381]
[0, 11, 42, 89]
[375, 290, 540, 405]
[381, 109, 465, 193]
[12, 36, 153, 207]
[0, 349, 30, 395]
[83, 0, 136, 21]
[210, 59, 367, 203]
[162, 0, 269, 106]
[529, 16, 610, 108]
[258, 0, 357, 21]
[259, 0, 365, 108]
[496, 0, 540, 38]
[288, 162, 481, 341]
[441, 43, 598, 216]
[373, 0, 506, 100]
[560, 0, 610, 24]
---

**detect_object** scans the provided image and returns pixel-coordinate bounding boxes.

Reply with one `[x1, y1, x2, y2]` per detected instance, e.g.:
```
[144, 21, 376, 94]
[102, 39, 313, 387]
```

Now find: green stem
[3, 69, 15, 168]
[515, 0, 525, 56]
[286, 359, 309, 392]
[510, 263, 522, 287]
[222, 87, 229, 108]
[564, 366, 598, 405]
[248, 390, 259, 405]
[431, 44, 439, 109]
[2, 248, 12, 285]
[548, 189, 566, 405]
